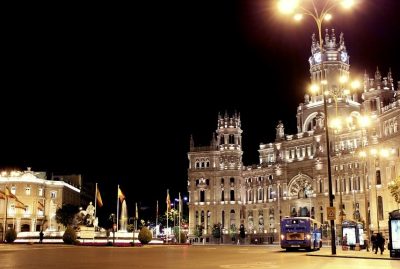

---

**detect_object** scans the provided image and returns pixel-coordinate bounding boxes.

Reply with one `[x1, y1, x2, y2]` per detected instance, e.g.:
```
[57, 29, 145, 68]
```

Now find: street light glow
[359, 115, 370, 128]
[294, 13, 303, 21]
[351, 80, 361, 89]
[324, 13, 332, 21]
[341, 0, 355, 9]
[277, 0, 299, 14]
[310, 84, 319, 93]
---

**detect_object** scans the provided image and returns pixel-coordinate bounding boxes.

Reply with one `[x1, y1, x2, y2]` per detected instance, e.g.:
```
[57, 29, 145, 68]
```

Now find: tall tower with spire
[298, 29, 361, 135]
[309, 29, 350, 87]
[216, 111, 243, 170]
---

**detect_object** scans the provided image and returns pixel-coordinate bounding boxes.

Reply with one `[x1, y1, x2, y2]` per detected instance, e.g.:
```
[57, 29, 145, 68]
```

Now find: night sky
[2, 1, 399, 224]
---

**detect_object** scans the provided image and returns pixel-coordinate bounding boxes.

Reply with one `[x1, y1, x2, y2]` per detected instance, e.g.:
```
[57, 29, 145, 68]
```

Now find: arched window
[258, 188, 263, 200]
[247, 189, 252, 202]
[376, 169, 381, 185]
[230, 190, 235, 201]
[229, 134, 234, 144]
[319, 179, 323, 193]
[230, 209, 236, 228]
[200, 190, 205, 202]
[378, 196, 384, 220]
[222, 211, 225, 228]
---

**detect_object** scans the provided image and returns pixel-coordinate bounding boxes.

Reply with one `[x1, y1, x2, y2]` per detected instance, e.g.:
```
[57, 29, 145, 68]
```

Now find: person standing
[370, 231, 377, 253]
[375, 233, 385, 255]
[362, 232, 369, 251]
[39, 230, 44, 244]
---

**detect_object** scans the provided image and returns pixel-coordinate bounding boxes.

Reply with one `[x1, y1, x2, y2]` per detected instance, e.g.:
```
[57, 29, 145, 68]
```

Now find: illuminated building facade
[0, 168, 81, 236]
[187, 31, 400, 240]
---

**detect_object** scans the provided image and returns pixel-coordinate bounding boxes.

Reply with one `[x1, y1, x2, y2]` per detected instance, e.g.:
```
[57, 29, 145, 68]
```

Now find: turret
[216, 111, 243, 170]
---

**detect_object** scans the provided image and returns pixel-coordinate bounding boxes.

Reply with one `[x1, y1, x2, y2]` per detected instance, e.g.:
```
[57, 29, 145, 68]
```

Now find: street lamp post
[322, 85, 337, 255]
[278, 0, 356, 255]
[358, 115, 371, 242]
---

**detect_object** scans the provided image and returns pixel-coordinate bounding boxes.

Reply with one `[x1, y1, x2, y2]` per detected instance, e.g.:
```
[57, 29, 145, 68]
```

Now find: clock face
[341, 52, 348, 62]
[313, 52, 321, 63]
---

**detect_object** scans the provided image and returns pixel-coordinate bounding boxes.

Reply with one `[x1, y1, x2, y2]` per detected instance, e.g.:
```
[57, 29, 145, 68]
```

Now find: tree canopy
[56, 204, 80, 227]
[389, 176, 400, 206]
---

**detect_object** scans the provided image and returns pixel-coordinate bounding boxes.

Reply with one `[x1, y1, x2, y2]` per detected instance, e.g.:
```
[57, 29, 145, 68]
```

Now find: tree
[389, 176, 400, 208]
[239, 224, 245, 239]
[56, 204, 79, 227]
[194, 224, 204, 238]
[212, 223, 221, 239]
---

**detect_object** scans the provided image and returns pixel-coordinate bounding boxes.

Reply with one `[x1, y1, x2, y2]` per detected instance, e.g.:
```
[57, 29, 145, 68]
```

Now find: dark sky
[2, 1, 399, 223]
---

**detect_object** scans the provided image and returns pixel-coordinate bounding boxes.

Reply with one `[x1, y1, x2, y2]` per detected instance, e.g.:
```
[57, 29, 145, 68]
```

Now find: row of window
[3, 186, 57, 198]
[195, 160, 210, 169]
[195, 209, 236, 229]
[245, 175, 273, 184]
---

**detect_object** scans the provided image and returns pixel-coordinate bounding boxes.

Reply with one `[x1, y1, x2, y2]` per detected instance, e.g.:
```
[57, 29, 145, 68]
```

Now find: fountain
[119, 200, 128, 232]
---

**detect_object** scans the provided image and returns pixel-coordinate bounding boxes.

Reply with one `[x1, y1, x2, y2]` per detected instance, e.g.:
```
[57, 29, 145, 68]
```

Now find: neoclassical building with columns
[0, 168, 81, 238]
[187, 30, 400, 241]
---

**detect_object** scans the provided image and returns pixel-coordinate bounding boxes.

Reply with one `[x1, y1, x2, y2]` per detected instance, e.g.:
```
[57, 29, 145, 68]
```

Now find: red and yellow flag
[38, 201, 45, 211]
[0, 190, 5, 200]
[166, 189, 171, 212]
[118, 186, 125, 203]
[96, 185, 103, 208]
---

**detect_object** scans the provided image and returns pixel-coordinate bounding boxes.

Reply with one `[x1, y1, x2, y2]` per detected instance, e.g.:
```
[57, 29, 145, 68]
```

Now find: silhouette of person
[39, 230, 44, 244]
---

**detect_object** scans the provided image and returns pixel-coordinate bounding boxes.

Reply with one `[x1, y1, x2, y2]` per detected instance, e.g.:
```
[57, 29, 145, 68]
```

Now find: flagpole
[156, 200, 158, 230]
[178, 192, 181, 244]
[135, 202, 138, 238]
[116, 184, 119, 232]
[3, 195, 8, 242]
[94, 183, 98, 228]
[166, 189, 169, 243]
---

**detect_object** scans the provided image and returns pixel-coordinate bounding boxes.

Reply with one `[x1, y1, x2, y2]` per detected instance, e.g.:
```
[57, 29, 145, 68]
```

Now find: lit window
[51, 191, 57, 199]
[38, 188, 43, 196]
[25, 187, 31, 195]
[11, 186, 16, 195]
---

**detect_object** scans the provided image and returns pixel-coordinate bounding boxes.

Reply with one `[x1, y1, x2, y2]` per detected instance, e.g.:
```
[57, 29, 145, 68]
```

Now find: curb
[306, 253, 400, 261]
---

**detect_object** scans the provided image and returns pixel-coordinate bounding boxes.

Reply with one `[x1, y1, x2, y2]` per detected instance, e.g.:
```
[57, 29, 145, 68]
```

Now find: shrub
[5, 229, 17, 243]
[194, 225, 204, 238]
[138, 226, 152, 244]
[63, 226, 77, 244]
[212, 224, 221, 238]
[177, 231, 187, 243]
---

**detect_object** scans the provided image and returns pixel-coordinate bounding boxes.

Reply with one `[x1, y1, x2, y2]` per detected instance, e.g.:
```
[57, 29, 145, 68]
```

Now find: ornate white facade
[187, 30, 400, 240]
[0, 168, 81, 237]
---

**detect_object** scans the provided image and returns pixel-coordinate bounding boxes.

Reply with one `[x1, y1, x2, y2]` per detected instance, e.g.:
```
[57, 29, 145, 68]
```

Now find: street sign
[327, 207, 336, 220]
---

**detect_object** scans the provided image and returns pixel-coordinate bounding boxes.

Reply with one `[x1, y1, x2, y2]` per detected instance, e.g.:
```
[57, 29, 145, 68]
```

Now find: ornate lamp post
[358, 115, 371, 242]
[278, 0, 357, 254]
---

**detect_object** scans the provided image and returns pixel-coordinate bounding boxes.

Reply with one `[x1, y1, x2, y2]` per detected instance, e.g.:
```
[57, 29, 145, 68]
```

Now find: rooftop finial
[325, 29, 329, 47]
[190, 134, 194, 149]
[339, 32, 346, 51]
[331, 28, 336, 44]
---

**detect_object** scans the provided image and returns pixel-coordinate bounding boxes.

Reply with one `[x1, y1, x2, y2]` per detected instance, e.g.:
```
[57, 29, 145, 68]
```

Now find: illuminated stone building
[0, 168, 81, 236]
[187, 31, 400, 240]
